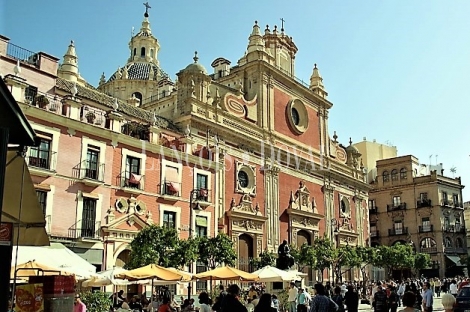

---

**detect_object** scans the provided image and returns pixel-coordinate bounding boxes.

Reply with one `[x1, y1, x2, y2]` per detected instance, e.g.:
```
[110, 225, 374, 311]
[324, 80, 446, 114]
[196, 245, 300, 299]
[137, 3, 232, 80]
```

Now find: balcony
[420, 247, 437, 254]
[441, 199, 454, 207]
[443, 225, 455, 233]
[79, 160, 105, 186]
[194, 188, 212, 208]
[370, 230, 380, 238]
[387, 203, 407, 212]
[369, 207, 378, 214]
[456, 226, 466, 234]
[26, 91, 65, 115]
[418, 225, 434, 233]
[417, 199, 432, 208]
[455, 247, 467, 254]
[160, 180, 181, 201]
[118, 172, 144, 195]
[454, 202, 464, 209]
[388, 227, 408, 236]
[26, 151, 57, 177]
[68, 221, 101, 240]
[6, 42, 39, 66]
[121, 121, 150, 141]
[444, 247, 454, 253]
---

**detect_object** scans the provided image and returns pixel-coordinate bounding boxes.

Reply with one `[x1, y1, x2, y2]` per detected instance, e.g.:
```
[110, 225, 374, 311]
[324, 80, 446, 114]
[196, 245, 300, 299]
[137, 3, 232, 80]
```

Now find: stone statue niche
[275, 239, 294, 270]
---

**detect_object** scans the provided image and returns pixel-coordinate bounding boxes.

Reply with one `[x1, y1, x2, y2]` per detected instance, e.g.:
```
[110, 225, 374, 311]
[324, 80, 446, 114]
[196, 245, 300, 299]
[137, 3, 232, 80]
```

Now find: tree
[197, 233, 237, 269]
[379, 244, 414, 278]
[251, 249, 276, 270]
[169, 237, 199, 269]
[413, 252, 431, 276]
[331, 245, 360, 283]
[311, 237, 334, 281]
[126, 225, 180, 269]
[355, 246, 376, 297]
[289, 243, 316, 273]
[80, 291, 112, 312]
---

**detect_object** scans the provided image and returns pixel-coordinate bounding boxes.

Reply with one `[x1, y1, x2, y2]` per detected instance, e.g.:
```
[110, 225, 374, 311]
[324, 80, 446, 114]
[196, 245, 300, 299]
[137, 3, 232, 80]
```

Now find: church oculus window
[340, 197, 350, 215]
[235, 163, 256, 195]
[286, 99, 308, 135]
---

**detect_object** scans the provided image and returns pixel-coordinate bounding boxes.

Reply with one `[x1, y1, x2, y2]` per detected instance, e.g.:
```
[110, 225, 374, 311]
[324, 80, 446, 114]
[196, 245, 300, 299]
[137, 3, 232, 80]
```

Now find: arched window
[132, 92, 143, 106]
[456, 237, 464, 248]
[382, 171, 389, 182]
[133, 48, 136, 56]
[400, 168, 407, 179]
[420, 237, 437, 249]
[141, 47, 146, 57]
[445, 237, 453, 247]
[391, 169, 398, 181]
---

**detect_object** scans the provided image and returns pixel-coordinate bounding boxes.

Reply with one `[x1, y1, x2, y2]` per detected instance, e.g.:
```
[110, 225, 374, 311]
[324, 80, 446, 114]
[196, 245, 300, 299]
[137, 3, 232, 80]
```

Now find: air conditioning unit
[28, 53, 39, 66]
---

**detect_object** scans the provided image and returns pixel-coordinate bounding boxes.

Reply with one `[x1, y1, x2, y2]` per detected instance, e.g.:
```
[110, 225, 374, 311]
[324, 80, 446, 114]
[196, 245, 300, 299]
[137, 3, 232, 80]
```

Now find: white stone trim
[121, 148, 147, 188]
[45, 185, 54, 234]
[80, 136, 107, 179]
[193, 167, 212, 193]
[30, 122, 60, 171]
[76, 191, 103, 231]
[159, 204, 181, 233]
[193, 210, 212, 237]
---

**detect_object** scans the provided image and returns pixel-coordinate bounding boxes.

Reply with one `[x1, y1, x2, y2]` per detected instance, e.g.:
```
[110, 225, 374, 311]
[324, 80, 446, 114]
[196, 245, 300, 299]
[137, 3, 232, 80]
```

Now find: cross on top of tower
[143, 2, 151, 17]
[280, 17, 285, 31]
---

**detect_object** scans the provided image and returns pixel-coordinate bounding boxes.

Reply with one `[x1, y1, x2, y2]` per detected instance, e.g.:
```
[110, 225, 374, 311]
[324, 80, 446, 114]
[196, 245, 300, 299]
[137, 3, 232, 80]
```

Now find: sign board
[0, 222, 13, 246]
[15, 283, 44, 312]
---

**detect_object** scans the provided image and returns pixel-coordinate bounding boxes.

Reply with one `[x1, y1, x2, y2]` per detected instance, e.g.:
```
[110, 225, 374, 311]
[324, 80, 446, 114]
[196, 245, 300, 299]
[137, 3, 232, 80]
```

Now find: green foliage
[296, 243, 317, 271]
[277, 289, 290, 312]
[169, 237, 199, 269]
[80, 291, 112, 312]
[311, 237, 334, 276]
[197, 233, 237, 269]
[126, 225, 179, 269]
[413, 253, 431, 271]
[251, 249, 276, 270]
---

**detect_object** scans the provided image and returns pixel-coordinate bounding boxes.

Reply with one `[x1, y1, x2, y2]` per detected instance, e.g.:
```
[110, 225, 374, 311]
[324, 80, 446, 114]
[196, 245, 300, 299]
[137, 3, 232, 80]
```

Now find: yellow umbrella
[166, 267, 192, 282]
[193, 266, 259, 281]
[11, 260, 69, 278]
[117, 264, 184, 281]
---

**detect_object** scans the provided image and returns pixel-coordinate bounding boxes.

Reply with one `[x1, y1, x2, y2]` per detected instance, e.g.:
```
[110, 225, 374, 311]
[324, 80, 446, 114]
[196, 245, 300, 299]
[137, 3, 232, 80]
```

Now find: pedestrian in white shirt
[288, 282, 298, 312]
[450, 280, 458, 297]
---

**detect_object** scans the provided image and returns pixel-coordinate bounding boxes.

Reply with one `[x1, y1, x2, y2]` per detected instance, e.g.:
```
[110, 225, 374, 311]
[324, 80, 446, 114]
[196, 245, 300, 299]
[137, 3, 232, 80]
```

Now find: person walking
[220, 284, 248, 312]
[310, 284, 338, 312]
[372, 283, 388, 312]
[422, 282, 434, 312]
[344, 285, 359, 312]
[398, 292, 420, 312]
[288, 282, 298, 312]
[74, 294, 86, 312]
[254, 293, 277, 312]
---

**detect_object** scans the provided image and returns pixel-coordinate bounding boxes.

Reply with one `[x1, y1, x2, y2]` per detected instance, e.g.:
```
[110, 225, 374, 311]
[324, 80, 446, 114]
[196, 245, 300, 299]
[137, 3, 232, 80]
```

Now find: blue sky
[1, 0, 470, 199]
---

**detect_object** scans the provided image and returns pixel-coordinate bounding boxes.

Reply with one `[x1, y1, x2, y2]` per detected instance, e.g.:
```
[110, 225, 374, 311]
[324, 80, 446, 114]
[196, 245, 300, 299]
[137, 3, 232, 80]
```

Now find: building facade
[0, 7, 370, 292]
[367, 155, 466, 278]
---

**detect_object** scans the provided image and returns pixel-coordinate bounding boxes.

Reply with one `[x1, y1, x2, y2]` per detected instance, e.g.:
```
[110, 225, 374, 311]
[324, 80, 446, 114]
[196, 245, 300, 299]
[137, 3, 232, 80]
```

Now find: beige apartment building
[368, 155, 466, 278]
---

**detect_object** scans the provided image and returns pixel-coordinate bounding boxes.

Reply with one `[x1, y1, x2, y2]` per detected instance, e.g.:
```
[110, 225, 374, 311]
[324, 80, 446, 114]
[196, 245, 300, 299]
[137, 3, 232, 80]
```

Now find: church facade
[0, 6, 369, 291]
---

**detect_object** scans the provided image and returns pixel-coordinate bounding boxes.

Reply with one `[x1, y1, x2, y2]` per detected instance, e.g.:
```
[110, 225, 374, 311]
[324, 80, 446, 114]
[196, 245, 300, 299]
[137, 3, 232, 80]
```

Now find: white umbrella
[82, 266, 129, 287]
[252, 265, 303, 282]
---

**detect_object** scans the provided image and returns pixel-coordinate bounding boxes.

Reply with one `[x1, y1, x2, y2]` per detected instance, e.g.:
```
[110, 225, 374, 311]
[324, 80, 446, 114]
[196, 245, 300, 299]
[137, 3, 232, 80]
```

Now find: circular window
[286, 99, 309, 135]
[238, 171, 249, 188]
[340, 198, 350, 215]
[291, 108, 300, 125]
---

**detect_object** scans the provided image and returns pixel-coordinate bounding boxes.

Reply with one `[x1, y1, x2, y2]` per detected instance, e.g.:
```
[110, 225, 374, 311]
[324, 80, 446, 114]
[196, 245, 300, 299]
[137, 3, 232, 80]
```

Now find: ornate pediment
[227, 194, 267, 234]
[102, 212, 151, 241]
[288, 181, 318, 213]
[222, 92, 258, 122]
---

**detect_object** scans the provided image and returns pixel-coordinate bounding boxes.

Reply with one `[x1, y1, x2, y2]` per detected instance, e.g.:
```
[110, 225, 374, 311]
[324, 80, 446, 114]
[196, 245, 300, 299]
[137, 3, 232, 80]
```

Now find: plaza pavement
[358, 296, 445, 311]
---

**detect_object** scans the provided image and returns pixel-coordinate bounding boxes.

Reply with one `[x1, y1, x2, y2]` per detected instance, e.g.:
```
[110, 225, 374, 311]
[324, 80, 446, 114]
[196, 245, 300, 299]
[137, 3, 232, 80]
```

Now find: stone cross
[143, 2, 151, 15]
[280, 17, 285, 31]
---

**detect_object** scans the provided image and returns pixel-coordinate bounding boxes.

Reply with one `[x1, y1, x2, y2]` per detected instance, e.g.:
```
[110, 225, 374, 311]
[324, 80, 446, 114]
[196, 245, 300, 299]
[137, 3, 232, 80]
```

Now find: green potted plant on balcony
[85, 111, 96, 123]
[35, 94, 49, 109]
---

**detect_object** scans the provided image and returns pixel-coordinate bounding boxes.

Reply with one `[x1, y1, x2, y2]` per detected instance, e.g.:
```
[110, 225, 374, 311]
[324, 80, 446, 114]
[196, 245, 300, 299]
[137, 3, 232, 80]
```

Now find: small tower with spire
[128, 2, 160, 65]
[309, 63, 328, 98]
[239, 21, 272, 66]
[58, 40, 79, 83]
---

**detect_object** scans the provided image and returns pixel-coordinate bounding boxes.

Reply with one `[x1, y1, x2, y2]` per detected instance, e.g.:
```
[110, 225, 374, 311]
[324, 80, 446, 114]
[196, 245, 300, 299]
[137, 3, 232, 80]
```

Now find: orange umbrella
[11, 260, 69, 278]
[193, 266, 258, 281]
[117, 264, 184, 281]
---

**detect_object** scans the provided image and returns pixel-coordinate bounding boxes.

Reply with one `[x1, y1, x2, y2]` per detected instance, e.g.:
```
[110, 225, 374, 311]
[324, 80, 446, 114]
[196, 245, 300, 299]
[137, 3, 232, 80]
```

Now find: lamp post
[188, 189, 199, 300]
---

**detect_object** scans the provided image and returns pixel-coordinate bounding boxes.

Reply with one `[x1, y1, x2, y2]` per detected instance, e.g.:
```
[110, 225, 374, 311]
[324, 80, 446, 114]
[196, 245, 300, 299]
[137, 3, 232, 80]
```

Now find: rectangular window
[453, 194, 459, 206]
[125, 156, 141, 187]
[164, 166, 180, 196]
[81, 198, 97, 238]
[442, 191, 448, 205]
[444, 217, 450, 230]
[25, 85, 38, 103]
[196, 174, 209, 201]
[368, 200, 375, 210]
[421, 217, 430, 232]
[196, 261, 208, 292]
[419, 193, 428, 201]
[28, 134, 52, 169]
[393, 196, 401, 207]
[394, 221, 403, 234]
[163, 211, 176, 229]
[85, 146, 100, 180]
[36, 190, 47, 215]
[196, 216, 208, 237]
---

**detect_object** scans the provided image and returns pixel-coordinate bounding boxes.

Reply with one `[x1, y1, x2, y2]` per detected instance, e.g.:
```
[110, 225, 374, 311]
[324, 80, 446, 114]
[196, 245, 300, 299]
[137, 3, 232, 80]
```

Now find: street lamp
[188, 189, 200, 300]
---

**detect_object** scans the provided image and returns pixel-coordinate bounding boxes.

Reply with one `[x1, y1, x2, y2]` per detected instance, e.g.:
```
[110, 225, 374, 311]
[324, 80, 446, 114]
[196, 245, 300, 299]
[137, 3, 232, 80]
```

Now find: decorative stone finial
[349, 137, 353, 145]
[255, 20, 258, 25]
[99, 72, 106, 85]
[314, 63, 317, 69]
[193, 51, 199, 63]
[333, 131, 338, 143]
[71, 82, 78, 98]
[14, 60, 21, 76]
[112, 98, 119, 111]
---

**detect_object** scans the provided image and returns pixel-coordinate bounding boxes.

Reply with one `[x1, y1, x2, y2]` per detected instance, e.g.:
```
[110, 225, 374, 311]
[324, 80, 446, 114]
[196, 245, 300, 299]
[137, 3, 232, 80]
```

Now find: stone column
[216, 148, 226, 233]
[149, 126, 160, 144]
[107, 111, 123, 133]
[62, 95, 82, 120]
[3, 74, 27, 103]
[263, 159, 280, 251]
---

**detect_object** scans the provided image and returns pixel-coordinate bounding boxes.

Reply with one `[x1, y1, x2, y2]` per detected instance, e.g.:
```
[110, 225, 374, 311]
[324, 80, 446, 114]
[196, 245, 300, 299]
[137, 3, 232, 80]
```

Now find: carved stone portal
[288, 181, 317, 213]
